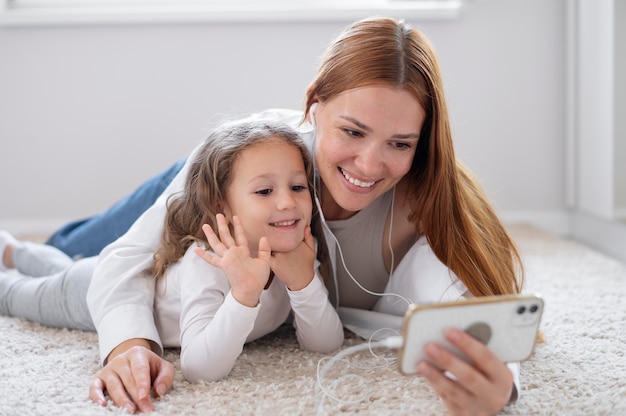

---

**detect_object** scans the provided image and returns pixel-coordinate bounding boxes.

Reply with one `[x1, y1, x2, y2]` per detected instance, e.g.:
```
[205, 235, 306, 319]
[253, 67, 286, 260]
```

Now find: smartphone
[398, 294, 544, 375]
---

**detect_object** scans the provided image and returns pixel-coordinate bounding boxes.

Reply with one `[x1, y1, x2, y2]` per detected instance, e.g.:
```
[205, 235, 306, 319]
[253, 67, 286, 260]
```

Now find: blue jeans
[46, 159, 186, 258]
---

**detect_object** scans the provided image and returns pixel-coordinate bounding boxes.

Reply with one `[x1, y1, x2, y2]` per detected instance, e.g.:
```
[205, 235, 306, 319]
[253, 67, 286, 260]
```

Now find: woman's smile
[339, 167, 377, 189]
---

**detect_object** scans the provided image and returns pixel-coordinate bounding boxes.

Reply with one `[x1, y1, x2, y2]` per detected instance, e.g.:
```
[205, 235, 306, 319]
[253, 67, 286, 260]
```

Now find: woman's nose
[354, 143, 382, 176]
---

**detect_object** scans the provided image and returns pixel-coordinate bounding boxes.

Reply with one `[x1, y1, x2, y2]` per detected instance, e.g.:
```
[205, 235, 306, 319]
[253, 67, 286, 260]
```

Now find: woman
[80, 17, 522, 415]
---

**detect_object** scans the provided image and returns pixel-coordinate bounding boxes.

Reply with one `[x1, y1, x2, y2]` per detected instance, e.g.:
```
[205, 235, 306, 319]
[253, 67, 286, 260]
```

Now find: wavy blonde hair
[151, 119, 328, 281]
[304, 17, 523, 296]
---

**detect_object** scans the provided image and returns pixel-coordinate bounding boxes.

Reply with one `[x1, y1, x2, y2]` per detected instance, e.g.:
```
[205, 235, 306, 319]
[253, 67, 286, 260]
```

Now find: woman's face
[221, 140, 312, 254]
[313, 85, 426, 220]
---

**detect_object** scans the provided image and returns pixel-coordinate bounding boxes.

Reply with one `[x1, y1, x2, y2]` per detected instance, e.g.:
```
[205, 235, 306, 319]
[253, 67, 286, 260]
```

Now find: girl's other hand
[270, 225, 316, 291]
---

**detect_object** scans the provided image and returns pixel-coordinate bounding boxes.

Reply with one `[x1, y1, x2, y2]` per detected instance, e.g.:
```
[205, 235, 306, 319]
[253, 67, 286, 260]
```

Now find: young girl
[0, 118, 343, 383]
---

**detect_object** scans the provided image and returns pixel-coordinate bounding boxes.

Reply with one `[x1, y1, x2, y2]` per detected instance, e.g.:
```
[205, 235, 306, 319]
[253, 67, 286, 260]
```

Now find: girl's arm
[288, 265, 344, 353]
[180, 215, 272, 382]
[178, 258, 261, 383]
[271, 227, 344, 353]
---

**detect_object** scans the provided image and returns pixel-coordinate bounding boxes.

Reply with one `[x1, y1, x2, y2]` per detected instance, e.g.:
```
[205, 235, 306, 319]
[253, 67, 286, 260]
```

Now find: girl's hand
[194, 214, 271, 307]
[417, 328, 514, 416]
[270, 225, 316, 291]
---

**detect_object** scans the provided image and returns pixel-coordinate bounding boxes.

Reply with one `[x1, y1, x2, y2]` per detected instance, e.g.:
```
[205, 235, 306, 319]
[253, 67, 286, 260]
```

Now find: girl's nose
[276, 190, 297, 210]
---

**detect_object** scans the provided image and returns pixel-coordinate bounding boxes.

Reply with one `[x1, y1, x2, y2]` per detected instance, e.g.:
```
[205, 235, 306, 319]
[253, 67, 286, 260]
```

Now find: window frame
[0, 0, 464, 26]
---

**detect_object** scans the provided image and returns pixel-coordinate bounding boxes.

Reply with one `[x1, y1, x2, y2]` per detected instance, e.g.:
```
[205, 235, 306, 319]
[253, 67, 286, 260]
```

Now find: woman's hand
[417, 328, 514, 416]
[89, 342, 175, 413]
[270, 225, 316, 291]
[194, 214, 271, 307]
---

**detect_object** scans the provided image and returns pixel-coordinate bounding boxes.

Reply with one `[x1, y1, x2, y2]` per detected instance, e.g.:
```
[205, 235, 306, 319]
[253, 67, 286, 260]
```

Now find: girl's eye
[291, 185, 307, 192]
[256, 189, 272, 195]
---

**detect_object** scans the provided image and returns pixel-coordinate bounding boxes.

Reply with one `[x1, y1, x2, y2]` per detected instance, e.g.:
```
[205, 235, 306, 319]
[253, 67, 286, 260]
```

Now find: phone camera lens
[530, 304, 539, 313]
[517, 305, 526, 314]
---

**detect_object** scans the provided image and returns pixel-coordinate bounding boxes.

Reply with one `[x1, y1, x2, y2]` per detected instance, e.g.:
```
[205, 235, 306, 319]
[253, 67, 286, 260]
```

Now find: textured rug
[1, 225, 625, 415]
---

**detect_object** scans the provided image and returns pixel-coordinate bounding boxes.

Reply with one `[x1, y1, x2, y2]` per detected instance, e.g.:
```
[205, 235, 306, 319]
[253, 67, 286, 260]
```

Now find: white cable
[368, 328, 402, 368]
[387, 186, 396, 278]
[323, 219, 413, 308]
[309, 128, 411, 307]
[315, 335, 404, 414]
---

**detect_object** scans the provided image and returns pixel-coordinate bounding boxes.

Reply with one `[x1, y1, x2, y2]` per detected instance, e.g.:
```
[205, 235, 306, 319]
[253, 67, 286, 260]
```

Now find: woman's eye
[343, 128, 363, 138]
[393, 142, 412, 150]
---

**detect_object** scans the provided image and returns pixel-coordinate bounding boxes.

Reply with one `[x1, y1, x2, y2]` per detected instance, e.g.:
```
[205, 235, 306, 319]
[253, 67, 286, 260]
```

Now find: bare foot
[3, 244, 14, 269]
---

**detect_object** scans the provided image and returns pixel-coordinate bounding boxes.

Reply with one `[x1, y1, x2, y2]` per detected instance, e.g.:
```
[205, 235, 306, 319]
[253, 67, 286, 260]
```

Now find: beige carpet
[1, 225, 625, 415]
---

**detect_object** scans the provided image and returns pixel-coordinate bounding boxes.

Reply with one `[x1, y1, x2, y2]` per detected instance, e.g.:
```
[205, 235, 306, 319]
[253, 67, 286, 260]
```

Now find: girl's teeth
[272, 220, 296, 227]
[341, 169, 375, 188]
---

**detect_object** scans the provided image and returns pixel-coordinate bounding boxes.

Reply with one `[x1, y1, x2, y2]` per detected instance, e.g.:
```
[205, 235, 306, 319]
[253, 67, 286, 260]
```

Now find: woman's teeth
[341, 168, 375, 188]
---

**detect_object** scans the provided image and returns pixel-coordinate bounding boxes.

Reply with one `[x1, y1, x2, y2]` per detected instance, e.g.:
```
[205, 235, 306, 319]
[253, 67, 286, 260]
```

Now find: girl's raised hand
[194, 214, 271, 307]
[270, 225, 316, 291]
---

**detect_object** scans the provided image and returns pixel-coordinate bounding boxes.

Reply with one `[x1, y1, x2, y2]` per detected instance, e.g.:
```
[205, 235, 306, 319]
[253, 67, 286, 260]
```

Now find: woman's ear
[309, 102, 318, 126]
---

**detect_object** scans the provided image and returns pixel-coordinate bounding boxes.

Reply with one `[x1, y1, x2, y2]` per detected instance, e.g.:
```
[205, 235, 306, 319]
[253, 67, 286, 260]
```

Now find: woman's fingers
[417, 328, 513, 415]
[88, 377, 108, 407]
[88, 346, 175, 413]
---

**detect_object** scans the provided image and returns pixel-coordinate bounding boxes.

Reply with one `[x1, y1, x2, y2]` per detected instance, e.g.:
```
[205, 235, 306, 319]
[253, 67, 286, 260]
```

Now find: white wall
[0, 0, 568, 235]
[615, 0, 626, 219]
[576, 0, 614, 219]
[570, 0, 626, 264]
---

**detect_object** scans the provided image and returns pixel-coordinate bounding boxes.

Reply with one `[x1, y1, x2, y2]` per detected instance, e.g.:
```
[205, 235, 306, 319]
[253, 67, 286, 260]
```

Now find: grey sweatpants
[0, 242, 95, 331]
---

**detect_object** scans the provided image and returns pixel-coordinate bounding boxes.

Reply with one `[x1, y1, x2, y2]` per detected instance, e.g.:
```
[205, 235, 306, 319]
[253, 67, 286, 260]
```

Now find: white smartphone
[398, 294, 544, 375]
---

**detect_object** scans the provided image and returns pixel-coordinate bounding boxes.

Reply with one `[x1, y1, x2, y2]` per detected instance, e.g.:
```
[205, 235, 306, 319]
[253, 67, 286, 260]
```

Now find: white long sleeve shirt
[153, 245, 343, 382]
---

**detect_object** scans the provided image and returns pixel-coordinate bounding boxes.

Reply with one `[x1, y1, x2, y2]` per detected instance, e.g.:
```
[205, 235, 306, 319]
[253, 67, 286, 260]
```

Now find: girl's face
[313, 85, 426, 220]
[221, 140, 312, 254]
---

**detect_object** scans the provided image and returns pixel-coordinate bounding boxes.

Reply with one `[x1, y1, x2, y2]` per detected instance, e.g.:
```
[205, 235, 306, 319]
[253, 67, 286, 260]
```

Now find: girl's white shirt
[154, 244, 342, 382]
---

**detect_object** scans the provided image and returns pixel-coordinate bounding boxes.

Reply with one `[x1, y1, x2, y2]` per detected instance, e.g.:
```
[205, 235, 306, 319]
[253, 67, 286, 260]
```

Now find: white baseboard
[571, 211, 626, 265]
[497, 209, 571, 237]
[614, 208, 626, 222]
[0, 217, 75, 238]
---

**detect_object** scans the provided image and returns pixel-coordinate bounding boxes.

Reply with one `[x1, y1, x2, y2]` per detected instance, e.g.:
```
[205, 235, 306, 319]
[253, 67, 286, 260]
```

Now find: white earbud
[309, 102, 318, 127]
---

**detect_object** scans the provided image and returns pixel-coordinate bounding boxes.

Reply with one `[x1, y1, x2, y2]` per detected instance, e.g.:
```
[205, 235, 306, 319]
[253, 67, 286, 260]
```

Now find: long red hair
[305, 17, 522, 296]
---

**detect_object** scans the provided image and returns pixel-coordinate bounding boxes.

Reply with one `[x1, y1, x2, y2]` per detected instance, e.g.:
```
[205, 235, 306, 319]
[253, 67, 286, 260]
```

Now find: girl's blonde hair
[305, 17, 523, 296]
[151, 119, 328, 281]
